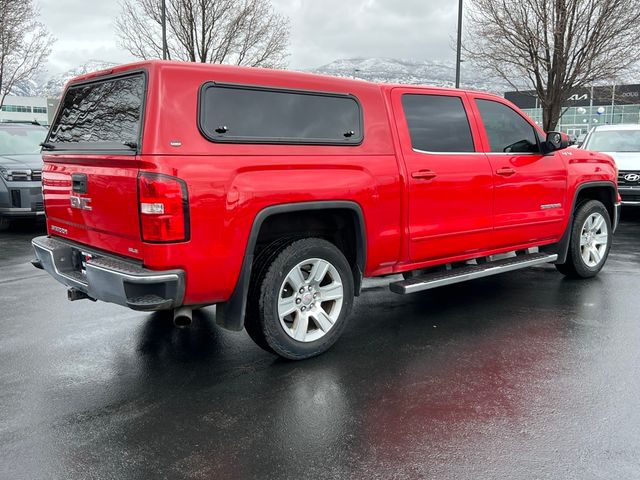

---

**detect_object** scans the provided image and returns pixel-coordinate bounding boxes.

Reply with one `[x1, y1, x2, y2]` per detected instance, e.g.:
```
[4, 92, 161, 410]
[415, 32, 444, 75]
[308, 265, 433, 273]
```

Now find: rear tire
[245, 238, 354, 360]
[0, 217, 9, 232]
[555, 200, 612, 278]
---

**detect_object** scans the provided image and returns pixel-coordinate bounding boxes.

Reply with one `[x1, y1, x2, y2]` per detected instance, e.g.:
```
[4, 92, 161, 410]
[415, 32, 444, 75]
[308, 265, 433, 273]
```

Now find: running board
[390, 253, 558, 295]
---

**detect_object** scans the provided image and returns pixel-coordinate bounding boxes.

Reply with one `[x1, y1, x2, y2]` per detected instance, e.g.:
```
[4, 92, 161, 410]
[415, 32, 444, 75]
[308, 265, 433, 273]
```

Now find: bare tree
[465, 0, 640, 131]
[116, 0, 290, 69]
[0, 0, 54, 108]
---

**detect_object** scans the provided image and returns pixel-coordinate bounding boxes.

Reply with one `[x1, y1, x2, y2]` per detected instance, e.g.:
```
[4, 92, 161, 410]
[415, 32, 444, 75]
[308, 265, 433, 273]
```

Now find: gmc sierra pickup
[32, 61, 620, 359]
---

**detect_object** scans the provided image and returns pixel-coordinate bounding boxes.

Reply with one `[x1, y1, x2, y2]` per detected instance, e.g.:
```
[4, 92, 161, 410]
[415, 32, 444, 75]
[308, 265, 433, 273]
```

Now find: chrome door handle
[496, 167, 516, 176]
[412, 170, 437, 180]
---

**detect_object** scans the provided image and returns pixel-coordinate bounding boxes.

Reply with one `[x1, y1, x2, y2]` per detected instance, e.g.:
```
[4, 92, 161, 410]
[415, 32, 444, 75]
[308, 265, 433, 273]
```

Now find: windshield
[584, 129, 640, 152]
[0, 126, 47, 155]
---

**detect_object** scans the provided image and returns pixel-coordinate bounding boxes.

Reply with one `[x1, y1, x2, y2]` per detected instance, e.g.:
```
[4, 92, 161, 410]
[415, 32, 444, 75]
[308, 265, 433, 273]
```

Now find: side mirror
[544, 131, 570, 153]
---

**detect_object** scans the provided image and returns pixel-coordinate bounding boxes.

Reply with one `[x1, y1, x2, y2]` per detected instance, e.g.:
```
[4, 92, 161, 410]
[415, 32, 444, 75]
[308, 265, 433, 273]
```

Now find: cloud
[271, 0, 460, 68]
[38, 0, 134, 74]
[37, 0, 459, 73]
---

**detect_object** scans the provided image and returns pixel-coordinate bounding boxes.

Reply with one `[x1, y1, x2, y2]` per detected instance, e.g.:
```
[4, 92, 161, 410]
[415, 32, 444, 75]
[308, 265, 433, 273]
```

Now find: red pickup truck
[32, 61, 620, 359]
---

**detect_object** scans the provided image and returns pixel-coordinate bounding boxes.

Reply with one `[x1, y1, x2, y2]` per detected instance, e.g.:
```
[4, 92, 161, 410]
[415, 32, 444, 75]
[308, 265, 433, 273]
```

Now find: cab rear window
[47, 72, 145, 151]
[198, 83, 363, 145]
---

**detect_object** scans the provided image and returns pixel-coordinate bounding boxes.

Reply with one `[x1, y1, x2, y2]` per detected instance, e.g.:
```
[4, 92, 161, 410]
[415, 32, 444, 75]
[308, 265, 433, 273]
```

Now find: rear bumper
[32, 236, 185, 311]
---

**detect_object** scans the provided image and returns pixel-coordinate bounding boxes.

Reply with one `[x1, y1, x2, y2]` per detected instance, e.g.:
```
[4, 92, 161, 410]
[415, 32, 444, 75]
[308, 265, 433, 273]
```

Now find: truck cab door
[391, 88, 494, 263]
[469, 95, 567, 248]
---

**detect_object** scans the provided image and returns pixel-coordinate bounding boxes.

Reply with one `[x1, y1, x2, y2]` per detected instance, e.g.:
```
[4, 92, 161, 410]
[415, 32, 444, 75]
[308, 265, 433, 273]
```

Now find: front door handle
[412, 170, 437, 180]
[496, 167, 516, 176]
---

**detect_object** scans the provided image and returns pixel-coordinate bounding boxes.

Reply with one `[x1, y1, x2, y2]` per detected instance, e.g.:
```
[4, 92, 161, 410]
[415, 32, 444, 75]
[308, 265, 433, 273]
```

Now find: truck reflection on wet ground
[1, 213, 639, 479]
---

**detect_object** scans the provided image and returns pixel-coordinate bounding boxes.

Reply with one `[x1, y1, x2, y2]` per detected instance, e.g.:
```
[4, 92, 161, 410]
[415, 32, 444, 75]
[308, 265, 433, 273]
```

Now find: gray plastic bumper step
[390, 252, 558, 295]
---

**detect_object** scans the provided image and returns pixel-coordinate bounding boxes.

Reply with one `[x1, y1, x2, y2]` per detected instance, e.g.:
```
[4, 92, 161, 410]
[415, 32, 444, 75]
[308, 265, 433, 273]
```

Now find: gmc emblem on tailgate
[70, 195, 93, 211]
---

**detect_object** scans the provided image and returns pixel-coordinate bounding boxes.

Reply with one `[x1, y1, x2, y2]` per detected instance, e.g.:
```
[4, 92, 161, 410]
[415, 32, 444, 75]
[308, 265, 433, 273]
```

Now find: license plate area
[71, 249, 94, 276]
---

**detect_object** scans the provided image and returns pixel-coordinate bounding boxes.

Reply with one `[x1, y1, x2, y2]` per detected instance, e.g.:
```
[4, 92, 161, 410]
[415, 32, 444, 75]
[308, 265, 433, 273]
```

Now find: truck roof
[67, 60, 503, 101]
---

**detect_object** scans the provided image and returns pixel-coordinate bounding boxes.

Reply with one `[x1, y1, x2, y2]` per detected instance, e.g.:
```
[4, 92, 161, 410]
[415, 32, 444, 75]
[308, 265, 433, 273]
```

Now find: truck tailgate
[43, 155, 143, 260]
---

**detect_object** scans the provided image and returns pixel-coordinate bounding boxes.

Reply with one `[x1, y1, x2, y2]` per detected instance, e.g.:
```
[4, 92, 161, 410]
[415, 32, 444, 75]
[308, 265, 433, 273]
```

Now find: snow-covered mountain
[10, 57, 512, 99]
[313, 57, 512, 93]
[38, 60, 118, 98]
[9, 60, 118, 98]
[10, 77, 42, 97]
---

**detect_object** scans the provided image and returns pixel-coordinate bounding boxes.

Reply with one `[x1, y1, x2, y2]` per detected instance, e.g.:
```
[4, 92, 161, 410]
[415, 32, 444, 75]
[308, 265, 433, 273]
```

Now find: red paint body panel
[42, 155, 143, 260]
[390, 88, 495, 261]
[41, 60, 618, 306]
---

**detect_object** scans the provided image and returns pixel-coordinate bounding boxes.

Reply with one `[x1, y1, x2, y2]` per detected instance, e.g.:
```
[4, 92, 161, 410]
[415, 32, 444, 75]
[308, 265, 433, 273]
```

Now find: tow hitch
[67, 288, 96, 302]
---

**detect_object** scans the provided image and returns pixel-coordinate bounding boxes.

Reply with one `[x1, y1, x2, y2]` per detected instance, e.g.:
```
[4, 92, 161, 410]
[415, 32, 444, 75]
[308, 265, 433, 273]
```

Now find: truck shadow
[136, 309, 225, 363]
[134, 307, 269, 371]
[2, 217, 46, 234]
[620, 206, 640, 223]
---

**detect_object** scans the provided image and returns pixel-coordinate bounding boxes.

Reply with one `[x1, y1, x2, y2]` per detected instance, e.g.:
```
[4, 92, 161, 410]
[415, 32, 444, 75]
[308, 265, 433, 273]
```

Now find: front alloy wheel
[579, 212, 609, 268]
[556, 199, 612, 278]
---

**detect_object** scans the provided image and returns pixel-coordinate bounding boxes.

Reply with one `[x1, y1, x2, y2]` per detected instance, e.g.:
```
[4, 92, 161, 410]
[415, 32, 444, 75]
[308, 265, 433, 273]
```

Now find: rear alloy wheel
[556, 200, 612, 278]
[277, 257, 344, 343]
[245, 238, 354, 360]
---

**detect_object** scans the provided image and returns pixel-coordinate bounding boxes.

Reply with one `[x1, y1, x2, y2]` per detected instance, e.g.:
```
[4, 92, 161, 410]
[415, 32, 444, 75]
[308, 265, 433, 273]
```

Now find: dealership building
[0, 95, 59, 126]
[505, 84, 640, 137]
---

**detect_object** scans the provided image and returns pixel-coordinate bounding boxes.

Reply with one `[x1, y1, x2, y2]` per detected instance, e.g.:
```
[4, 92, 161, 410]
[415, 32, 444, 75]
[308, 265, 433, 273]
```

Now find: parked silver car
[581, 124, 640, 206]
[0, 122, 48, 230]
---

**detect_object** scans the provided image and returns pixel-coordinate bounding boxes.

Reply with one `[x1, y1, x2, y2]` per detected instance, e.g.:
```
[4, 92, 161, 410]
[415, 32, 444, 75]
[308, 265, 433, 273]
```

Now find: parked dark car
[0, 121, 47, 230]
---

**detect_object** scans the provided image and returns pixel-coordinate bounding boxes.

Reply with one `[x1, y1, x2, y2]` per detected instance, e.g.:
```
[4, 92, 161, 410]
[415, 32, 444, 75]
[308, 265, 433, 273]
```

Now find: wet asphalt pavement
[1, 215, 640, 480]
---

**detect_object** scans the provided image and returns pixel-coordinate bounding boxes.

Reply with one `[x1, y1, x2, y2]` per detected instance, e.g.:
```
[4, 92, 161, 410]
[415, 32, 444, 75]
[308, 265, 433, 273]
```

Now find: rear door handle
[496, 167, 516, 176]
[412, 170, 437, 180]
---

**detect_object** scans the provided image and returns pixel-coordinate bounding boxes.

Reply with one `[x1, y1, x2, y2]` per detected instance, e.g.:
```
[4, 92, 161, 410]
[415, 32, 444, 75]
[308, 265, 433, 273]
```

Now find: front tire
[555, 200, 612, 278]
[245, 238, 354, 360]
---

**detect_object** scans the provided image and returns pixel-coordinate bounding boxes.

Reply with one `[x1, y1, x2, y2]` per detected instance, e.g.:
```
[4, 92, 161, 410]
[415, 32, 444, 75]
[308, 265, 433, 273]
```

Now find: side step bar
[390, 252, 558, 295]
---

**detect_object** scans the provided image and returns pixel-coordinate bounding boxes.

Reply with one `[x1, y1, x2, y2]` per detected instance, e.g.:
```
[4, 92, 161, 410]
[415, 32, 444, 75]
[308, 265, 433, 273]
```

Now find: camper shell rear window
[198, 83, 363, 145]
[46, 71, 146, 153]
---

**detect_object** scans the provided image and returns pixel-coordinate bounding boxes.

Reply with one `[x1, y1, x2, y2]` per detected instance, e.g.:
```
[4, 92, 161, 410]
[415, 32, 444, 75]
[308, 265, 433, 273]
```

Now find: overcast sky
[38, 0, 460, 75]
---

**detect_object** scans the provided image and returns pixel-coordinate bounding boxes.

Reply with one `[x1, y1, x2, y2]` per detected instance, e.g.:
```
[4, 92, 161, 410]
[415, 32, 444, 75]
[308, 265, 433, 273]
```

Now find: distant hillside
[38, 60, 118, 98]
[9, 57, 514, 99]
[9, 60, 118, 98]
[312, 57, 512, 93]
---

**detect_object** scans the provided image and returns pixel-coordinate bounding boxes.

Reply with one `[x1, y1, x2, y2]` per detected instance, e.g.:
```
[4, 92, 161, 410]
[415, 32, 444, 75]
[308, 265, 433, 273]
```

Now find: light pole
[161, 0, 168, 60]
[455, 0, 463, 88]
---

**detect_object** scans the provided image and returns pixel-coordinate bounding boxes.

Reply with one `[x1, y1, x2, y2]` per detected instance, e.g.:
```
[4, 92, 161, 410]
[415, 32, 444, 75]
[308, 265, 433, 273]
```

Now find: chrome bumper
[32, 236, 185, 311]
[618, 187, 640, 206]
[614, 202, 621, 233]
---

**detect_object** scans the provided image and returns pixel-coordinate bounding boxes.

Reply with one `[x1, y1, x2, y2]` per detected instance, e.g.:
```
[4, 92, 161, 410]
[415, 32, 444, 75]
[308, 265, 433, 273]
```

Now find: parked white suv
[582, 124, 640, 205]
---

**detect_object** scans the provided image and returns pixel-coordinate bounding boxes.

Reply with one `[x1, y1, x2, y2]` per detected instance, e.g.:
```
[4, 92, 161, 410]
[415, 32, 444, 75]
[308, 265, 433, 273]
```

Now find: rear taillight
[138, 173, 190, 242]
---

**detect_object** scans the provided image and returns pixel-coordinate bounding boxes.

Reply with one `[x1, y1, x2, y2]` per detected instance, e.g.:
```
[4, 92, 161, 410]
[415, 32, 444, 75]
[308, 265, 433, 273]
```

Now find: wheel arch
[543, 181, 617, 264]
[216, 201, 367, 331]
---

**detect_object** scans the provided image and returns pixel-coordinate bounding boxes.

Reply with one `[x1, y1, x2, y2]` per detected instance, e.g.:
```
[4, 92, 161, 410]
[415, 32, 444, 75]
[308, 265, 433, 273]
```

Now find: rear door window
[199, 83, 363, 145]
[401, 94, 475, 152]
[47, 72, 145, 152]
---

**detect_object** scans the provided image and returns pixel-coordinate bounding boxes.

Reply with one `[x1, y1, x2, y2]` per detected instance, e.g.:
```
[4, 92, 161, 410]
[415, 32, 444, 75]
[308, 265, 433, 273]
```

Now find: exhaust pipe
[173, 306, 193, 328]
